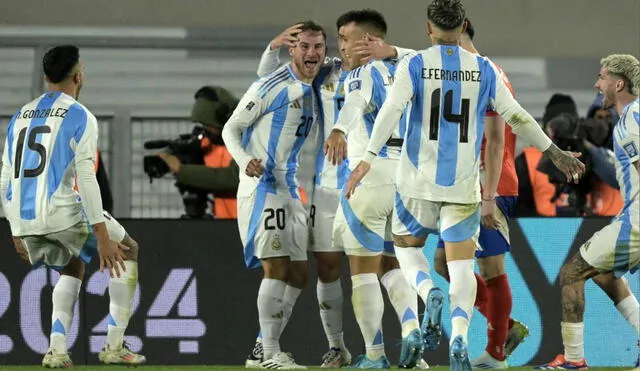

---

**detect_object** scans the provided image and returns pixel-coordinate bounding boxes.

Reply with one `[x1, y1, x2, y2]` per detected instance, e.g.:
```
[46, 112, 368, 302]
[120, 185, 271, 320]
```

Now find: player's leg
[334, 184, 391, 368]
[392, 194, 443, 353]
[99, 212, 145, 364]
[440, 202, 482, 371]
[310, 187, 350, 367]
[592, 274, 639, 333]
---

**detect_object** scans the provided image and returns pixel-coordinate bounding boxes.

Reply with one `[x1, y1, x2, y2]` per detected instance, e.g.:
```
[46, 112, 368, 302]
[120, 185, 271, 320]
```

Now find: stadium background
[0, 0, 639, 367]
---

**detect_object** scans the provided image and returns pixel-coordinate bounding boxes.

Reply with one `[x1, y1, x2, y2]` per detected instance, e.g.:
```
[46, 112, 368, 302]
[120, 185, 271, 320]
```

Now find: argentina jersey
[1, 91, 98, 236]
[313, 60, 350, 189]
[396, 46, 498, 203]
[613, 98, 639, 219]
[230, 64, 319, 199]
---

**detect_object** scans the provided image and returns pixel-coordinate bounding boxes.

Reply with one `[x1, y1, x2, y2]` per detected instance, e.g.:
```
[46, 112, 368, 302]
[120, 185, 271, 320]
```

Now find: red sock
[485, 274, 512, 361]
[474, 273, 489, 316]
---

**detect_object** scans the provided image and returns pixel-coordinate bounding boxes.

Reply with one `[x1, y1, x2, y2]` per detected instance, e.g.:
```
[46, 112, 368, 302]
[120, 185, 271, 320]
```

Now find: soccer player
[251, 17, 418, 368]
[536, 54, 639, 370]
[431, 19, 529, 369]
[343, 1, 585, 370]
[324, 10, 439, 369]
[221, 21, 327, 369]
[0, 45, 144, 367]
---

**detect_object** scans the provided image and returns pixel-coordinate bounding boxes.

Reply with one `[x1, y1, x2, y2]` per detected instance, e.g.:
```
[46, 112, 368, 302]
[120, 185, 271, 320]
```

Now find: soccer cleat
[534, 354, 588, 370]
[422, 287, 444, 351]
[246, 341, 264, 368]
[414, 359, 430, 369]
[98, 342, 146, 365]
[347, 354, 391, 369]
[399, 329, 424, 369]
[321, 347, 352, 368]
[259, 352, 307, 369]
[505, 319, 530, 357]
[42, 349, 73, 368]
[449, 336, 472, 371]
[471, 351, 508, 369]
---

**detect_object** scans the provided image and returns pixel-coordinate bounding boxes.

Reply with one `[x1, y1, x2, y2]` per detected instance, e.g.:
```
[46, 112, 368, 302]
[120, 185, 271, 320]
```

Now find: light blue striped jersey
[612, 98, 639, 225]
[1, 92, 99, 236]
[224, 64, 320, 199]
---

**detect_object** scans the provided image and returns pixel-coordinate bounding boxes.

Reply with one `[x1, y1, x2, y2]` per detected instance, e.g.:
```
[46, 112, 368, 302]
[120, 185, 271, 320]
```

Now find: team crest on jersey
[623, 142, 638, 158]
[271, 234, 282, 251]
[446, 48, 454, 56]
[349, 80, 361, 92]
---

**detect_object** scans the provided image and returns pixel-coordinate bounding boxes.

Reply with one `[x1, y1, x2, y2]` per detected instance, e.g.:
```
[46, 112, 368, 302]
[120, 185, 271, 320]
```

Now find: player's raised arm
[352, 34, 415, 64]
[221, 87, 267, 177]
[488, 61, 585, 183]
[256, 23, 303, 76]
[325, 66, 374, 165]
[363, 54, 415, 163]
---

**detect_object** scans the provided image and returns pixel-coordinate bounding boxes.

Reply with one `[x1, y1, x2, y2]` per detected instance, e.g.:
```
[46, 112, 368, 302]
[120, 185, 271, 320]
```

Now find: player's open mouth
[304, 61, 318, 68]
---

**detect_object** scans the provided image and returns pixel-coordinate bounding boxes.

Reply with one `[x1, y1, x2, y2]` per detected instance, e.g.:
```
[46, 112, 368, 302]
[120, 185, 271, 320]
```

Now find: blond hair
[601, 54, 640, 96]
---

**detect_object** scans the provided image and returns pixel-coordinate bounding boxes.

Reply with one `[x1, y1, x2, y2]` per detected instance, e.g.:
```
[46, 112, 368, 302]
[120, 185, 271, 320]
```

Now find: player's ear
[615, 78, 625, 93]
[426, 22, 433, 37]
[289, 46, 295, 57]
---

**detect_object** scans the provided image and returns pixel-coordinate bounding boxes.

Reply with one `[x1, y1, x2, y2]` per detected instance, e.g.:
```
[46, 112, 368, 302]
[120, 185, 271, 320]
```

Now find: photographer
[154, 86, 240, 219]
[515, 93, 622, 216]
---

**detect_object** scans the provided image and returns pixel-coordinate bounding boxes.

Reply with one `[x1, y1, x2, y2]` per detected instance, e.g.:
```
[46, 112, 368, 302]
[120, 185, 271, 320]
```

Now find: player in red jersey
[433, 19, 529, 369]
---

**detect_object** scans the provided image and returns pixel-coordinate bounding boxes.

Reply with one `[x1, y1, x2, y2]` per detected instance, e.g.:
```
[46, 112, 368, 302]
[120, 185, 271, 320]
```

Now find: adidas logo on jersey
[289, 100, 301, 109]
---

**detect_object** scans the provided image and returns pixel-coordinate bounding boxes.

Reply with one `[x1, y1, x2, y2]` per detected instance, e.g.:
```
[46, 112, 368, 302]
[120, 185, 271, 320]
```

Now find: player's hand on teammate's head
[481, 199, 501, 230]
[270, 23, 304, 50]
[344, 160, 371, 199]
[324, 129, 348, 165]
[245, 158, 265, 177]
[98, 240, 128, 278]
[353, 34, 394, 65]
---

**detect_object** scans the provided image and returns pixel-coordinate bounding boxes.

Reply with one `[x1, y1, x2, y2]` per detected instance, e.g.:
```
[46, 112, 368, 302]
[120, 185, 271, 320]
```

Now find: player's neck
[48, 83, 78, 100]
[290, 64, 314, 84]
[433, 37, 459, 46]
[615, 93, 637, 115]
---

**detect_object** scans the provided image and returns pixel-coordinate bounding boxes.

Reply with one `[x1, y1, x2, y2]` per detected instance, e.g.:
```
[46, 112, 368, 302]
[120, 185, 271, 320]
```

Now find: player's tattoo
[559, 252, 599, 322]
[393, 234, 426, 248]
[543, 143, 584, 182]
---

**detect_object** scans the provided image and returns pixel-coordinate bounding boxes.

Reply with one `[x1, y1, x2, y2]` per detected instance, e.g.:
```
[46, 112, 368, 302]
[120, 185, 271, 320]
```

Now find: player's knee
[288, 261, 309, 289]
[433, 249, 449, 280]
[379, 255, 400, 275]
[315, 254, 341, 283]
[559, 262, 580, 288]
[61, 258, 85, 280]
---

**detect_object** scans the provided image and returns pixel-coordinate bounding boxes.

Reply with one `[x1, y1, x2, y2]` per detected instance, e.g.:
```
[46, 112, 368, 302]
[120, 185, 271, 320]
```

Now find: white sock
[394, 246, 435, 303]
[352, 273, 385, 360]
[106, 261, 138, 350]
[279, 284, 302, 336]
[561, 322, 584, 362]
[447, 259, 476, 345]
[381, 268, 420, 338]
[50, 275, 82, 353]
[257, 279, 286, 360]
[616, 295, 640, 334]
[317, 279, 345, 349]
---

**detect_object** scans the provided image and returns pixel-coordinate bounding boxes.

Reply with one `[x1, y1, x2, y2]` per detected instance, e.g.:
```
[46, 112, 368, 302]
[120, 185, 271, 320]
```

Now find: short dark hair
[42, 45, 80, 84]
[336, 9, 387, 37]
[464, 18, 475, 40]
[294, 20, 327, 42]
[427, 0, 466, 31]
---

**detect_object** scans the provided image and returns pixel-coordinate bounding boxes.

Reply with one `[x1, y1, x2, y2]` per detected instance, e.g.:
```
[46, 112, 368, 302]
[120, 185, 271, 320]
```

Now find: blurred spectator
[156, 86, 240, 219]
[586, 93, 619, 149]
[515, 93, 623, 217]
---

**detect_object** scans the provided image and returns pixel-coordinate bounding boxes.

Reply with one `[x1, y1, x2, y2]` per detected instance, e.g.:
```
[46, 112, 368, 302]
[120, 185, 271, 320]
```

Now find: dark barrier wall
[0, 218, 637, 366]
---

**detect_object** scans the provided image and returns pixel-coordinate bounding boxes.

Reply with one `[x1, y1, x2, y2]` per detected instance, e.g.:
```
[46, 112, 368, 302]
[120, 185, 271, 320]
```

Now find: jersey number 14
[429, 88, 470, 143]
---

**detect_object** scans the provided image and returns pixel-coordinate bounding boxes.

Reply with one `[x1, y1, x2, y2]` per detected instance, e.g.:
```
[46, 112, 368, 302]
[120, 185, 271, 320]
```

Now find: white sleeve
[257, 44, 281, 76]
[333, 67, 374, 135]
[221, 86, 268, 173]
[394, 47, 415, 60]
[620, 107, 640, 163]
[364, 56, 415, 162]
[489, 62, 552, 152]
[74, 113, 105, 225]
[0, 139, 11, 213]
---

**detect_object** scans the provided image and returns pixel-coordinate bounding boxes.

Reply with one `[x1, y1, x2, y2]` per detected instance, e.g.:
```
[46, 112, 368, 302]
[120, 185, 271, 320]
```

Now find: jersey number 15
[13, 126, 51, 179]
[429, 88, 470, 143]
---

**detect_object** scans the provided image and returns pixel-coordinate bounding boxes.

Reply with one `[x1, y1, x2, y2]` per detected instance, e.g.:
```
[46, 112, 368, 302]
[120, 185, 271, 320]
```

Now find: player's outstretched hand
[245, 159, 265, 177]
[353, 34, 396, 65]
[270, 23, 304, 50]
[545, 145, 585, 184]
[324, 129, 348, 165]
[344, 161, 371, 199]
[481, 199, 501, 230]
[98, 239, 128, 278]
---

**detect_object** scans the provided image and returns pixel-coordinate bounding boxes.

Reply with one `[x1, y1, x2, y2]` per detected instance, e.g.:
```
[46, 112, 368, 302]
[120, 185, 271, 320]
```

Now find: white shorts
[309, 186, 342, 253]
[20, 211, 127, 269]
[393, 192, 480, 246]
[580, 214, 640, 277]
[333, 183, 396, 257]
[238, 186, 308, 269]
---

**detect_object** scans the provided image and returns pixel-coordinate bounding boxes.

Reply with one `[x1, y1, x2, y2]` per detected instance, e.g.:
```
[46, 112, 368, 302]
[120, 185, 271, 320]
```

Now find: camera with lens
[143, 126, 213, 219]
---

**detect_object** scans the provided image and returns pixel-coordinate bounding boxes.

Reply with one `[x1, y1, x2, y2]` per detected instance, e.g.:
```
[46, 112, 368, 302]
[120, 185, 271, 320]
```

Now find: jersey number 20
[13, 126, 51, 179]
[429, 88, 470, 143]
